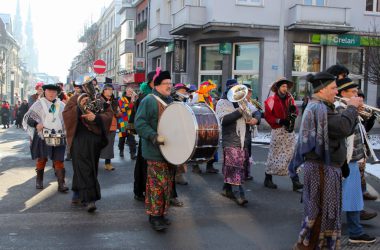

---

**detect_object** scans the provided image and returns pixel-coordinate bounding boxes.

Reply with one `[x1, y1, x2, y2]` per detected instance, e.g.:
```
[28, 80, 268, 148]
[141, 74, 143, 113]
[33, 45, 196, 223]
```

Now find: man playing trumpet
[335, 77, 376, 244]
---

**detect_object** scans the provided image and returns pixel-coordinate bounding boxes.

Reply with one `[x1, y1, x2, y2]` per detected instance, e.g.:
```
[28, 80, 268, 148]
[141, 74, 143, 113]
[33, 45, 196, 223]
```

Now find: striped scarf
[117, 96, 133, 137]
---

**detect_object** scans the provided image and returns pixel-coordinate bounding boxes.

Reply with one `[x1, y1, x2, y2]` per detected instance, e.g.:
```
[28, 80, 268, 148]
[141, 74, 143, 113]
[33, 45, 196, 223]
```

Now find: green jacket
[135, 89, 172, 161]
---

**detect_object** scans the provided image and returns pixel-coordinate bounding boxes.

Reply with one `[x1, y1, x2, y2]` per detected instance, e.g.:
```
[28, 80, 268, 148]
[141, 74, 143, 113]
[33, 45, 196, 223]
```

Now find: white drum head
[158, 102, 197, 165]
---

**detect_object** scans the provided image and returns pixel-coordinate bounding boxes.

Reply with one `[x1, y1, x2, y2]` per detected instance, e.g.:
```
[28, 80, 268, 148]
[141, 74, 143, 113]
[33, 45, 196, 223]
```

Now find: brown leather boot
[56, 169, 69, 193]
[36, 169, 44, 189]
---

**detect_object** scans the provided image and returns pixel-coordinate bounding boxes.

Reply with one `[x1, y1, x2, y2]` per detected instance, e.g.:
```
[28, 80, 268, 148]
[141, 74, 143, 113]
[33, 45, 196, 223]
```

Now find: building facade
[147, 0, 380, 107]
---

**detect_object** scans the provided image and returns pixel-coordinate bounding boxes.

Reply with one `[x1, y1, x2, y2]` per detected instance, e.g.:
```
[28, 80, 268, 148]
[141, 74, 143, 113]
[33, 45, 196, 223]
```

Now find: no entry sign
[93, 59, 106, 74]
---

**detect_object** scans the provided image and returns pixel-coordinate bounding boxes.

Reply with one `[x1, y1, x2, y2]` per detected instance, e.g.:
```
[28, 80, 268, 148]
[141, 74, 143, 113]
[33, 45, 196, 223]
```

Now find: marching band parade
[2, 62, 380, 248]
[3, 0, 380, 248]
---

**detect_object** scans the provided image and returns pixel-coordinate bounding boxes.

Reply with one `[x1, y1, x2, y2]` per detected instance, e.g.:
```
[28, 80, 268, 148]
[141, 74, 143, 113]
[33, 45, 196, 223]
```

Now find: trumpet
[334, 96, 380, 121]
[334, 96, 380, 164]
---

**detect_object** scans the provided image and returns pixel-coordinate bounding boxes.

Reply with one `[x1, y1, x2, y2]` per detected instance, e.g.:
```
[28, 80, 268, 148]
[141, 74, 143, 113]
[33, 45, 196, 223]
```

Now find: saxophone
[285, 93, 297, 133]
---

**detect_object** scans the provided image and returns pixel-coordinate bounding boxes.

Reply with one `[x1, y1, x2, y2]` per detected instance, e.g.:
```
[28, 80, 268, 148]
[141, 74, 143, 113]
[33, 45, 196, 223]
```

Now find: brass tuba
[77, 76, 104, 114]
[227, 84, 252, 121]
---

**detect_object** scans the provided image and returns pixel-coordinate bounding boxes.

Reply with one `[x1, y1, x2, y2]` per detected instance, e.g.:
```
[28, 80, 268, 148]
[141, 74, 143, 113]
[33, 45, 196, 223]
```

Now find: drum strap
[150, 94, 168, 120]
[150, 94, 168, 107]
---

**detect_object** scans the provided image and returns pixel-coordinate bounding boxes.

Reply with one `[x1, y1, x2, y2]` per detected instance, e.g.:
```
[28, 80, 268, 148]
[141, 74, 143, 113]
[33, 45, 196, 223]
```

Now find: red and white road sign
[93, 59, 106, 74]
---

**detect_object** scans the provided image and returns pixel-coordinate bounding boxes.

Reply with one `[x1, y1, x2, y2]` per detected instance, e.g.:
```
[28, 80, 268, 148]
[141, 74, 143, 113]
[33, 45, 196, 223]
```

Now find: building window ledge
[364, 11, 380, 16]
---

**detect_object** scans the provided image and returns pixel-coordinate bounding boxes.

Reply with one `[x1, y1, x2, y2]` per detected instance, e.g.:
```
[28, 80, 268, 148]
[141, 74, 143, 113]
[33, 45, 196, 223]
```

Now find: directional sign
[93, 59, 106, 74]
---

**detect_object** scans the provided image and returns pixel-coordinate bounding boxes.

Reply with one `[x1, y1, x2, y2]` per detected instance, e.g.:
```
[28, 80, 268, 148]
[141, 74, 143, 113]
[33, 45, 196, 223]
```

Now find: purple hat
[187, 84, 197, 92]
[174, 83, 189, 91]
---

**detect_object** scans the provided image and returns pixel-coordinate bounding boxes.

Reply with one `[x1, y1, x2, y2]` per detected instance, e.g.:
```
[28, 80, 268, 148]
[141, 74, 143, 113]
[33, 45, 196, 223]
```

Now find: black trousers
[118, 133, 137, 155]
[133, 138, 147, 197]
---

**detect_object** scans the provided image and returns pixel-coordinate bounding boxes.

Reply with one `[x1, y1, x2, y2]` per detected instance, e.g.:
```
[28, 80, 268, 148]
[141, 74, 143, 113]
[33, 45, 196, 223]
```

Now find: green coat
[135, 89, 172, 161]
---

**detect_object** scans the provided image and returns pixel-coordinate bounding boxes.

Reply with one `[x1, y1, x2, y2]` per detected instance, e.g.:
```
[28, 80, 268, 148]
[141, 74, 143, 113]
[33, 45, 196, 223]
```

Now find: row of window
[137, 7, 148, 25]
[136, 41, 147, 58]
[196, 43, 364, 101]
[99, 15, 115, 44]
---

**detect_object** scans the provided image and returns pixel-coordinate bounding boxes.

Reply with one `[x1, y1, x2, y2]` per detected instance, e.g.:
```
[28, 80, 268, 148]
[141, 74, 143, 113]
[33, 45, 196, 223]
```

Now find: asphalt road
[1, 126, 380, 249]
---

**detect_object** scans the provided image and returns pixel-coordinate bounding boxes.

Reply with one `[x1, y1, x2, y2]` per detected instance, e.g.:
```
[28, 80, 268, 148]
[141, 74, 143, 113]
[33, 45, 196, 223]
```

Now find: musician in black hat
[335, 77, 377, 243]
[292, 71, 363, 248]
[22, 83, 69, 193]
[135, 69, 174, 231]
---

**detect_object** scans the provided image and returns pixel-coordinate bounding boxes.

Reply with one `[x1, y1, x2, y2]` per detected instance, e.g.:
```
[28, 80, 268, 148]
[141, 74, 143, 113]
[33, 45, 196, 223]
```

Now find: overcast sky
[0, 0, 112, 82]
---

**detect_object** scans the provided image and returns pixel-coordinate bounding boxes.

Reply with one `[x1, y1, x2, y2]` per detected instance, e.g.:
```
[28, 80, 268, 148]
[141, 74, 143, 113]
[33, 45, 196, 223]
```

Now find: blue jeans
[346, 211, 363, 237]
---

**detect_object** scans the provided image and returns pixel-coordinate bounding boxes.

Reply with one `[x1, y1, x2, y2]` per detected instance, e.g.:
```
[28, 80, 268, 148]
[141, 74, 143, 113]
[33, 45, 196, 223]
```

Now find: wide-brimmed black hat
[326, 64, 349, 77]
[270, 78, 294, 92]
[306, 72, 336, 93]
[42, 84, 60, 92]
[336, 77, 358, 92]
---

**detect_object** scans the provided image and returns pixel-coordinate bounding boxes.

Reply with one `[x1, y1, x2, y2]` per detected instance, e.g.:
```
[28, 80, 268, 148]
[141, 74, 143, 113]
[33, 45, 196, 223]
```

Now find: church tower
[24, 3, 38, 73]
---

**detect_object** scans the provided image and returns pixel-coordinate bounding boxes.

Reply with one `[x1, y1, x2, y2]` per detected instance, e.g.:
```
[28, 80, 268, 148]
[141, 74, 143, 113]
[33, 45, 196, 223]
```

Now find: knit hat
[35, 82, 44, 90]
[270, 78, 294, 92]
[226, 79, 238, 89]
[306, 72, 336, 93]
[187, 84, 197, 93]
[153, 70, 171, 86]
[336, 77, 358, 92]
[102, 83, 114, 92]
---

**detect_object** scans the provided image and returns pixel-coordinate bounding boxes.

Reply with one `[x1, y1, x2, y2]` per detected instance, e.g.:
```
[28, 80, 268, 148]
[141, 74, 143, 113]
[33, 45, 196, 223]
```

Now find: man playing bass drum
[263, 78, 303, 191]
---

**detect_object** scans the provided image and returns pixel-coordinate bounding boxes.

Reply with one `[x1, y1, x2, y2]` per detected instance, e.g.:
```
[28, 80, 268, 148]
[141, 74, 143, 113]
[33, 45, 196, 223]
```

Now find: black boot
[56, 168, 69, 193]
[291, 175, 303, 191]
[264, 173, 277, 189]
[36, 169, 44, 189]
[120, 150, 124, 157]
[149, 216, 167, 231]
[206, 163, 219, 173]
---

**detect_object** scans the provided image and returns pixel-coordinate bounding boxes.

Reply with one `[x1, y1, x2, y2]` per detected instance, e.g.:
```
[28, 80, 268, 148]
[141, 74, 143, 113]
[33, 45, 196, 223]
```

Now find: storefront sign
[174, 39, 187, 73]
[219, 42, 232, 54]
[311, 34, 380, 47]
[165, 42, 174, 53]
[320, 34, 360, 47]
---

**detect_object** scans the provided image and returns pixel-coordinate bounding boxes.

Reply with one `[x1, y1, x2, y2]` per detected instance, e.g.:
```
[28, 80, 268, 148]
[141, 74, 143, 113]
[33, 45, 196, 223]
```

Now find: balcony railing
[288, 4, 352, 32]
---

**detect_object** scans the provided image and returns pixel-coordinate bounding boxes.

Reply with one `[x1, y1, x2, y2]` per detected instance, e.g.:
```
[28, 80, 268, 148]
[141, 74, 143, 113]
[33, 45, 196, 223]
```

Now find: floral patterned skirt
[265, 127, 296, 176]
[223, 147, 249, 185]
[296, 161, 342, 249]
[145, 160, 173, 216]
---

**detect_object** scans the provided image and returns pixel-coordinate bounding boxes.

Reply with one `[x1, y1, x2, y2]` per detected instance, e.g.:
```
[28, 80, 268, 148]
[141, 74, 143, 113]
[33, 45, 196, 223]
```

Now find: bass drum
[157, 102, 220, 165]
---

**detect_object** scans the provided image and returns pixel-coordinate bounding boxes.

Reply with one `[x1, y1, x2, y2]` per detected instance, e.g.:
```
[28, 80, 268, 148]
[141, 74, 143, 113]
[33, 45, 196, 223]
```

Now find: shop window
[236, 0, 263, 6]
[292, 44, 322, 100]
[337, 48, 364, 75]
[234, 74, 260, 100]
[200, 75, 223, 94]
[199, 45, 223, 94]
[366, 0, 380, 12]
[200, 45, 223, 71]
[293, 44, 321, 73]
[233, 42, 261, 100]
